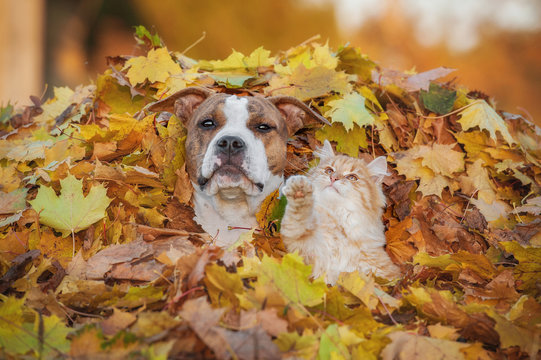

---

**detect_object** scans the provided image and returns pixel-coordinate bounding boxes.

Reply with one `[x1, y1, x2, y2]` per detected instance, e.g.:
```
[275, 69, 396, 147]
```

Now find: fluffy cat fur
[280, 140, 400, 284]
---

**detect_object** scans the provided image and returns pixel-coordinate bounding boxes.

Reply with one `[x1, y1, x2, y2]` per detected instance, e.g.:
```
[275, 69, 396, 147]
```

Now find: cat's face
[308, 140, 387, 213]
[310, 156, 377, 197]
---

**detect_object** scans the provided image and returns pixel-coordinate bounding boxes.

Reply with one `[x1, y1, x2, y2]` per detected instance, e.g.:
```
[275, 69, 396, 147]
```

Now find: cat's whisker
[285, 159, 310, 175]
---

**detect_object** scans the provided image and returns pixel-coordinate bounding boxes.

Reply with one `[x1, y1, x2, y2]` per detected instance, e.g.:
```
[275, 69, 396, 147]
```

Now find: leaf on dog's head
[324, 92, 375, 131]
[124, 47, 182, 85]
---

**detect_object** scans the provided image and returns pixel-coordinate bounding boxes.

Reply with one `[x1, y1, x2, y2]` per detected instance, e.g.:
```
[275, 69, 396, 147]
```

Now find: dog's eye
[346, 174, 358, 181]
[324, 167, 334, 175]
[200, 119, 216, 128]
[256, 124, 272, 133]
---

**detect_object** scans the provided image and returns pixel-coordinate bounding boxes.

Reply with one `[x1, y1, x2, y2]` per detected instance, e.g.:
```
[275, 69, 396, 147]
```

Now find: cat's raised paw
[283, 175, 313, 200]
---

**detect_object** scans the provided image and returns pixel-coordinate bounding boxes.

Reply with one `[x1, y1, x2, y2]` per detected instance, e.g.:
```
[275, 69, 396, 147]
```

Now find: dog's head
[148, 87, 328, 199]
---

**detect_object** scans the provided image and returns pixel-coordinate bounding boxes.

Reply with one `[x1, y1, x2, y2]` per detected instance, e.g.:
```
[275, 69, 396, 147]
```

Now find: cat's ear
[367, 156, 389, 183]
[314, 140, 335, 160]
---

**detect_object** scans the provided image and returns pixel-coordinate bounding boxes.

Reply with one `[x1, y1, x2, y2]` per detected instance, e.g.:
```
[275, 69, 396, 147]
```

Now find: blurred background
[1, 0, 540, 125]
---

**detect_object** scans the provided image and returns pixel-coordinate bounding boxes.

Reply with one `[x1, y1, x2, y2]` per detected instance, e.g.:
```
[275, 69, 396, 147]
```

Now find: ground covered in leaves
[1, 28, 540, 359]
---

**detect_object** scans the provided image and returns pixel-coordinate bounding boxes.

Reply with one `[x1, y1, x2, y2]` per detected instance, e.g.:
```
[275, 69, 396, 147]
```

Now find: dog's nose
[216, 136, 245, 155]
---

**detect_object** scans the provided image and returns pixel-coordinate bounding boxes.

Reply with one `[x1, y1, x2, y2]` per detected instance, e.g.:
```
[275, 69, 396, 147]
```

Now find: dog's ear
[267, 96, 330, 136]
[147, 87, 213, 124]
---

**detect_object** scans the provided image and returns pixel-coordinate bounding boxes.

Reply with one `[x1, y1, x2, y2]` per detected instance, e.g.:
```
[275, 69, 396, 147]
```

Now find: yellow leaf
[198, 49, 246, 71]
[34, 86, 75, 124]
[96, 73, 146, 115]
[29, 174, 112, 238]
[458, 100, 515, 145]
[312, 42, 338, 69]
[394, 153, 451, 198]
[325, 92, 375, 131]
[258, 253, 327, 307]
[315, 123, 367, 157]
[338, 271, 378, 310]
[244, 46, 276, 68]
[458, 159, 496, 203]
[125, 47, 182, 85]
[267, 65, 352, 101]
[415, 143, 465, 177]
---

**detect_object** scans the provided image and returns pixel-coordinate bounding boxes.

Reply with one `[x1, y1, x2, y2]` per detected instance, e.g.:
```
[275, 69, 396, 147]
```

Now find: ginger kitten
[280, 140, 400, 284]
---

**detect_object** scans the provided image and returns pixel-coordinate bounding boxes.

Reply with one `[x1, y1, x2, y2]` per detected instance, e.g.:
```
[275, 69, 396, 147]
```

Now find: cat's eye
[346, 174, 358, 181]
[324, 167, 334, 175]
[199, 118, 216, 129]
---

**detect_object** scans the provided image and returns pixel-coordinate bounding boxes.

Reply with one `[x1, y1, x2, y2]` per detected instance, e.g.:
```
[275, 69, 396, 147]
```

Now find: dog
[148, 87, 328, 246]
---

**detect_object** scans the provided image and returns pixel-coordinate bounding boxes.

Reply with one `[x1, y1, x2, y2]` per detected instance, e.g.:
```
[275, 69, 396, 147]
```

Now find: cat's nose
[330, 175, 338, 184]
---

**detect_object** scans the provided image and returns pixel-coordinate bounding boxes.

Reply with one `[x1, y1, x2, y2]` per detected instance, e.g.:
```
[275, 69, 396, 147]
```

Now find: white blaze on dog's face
[184, 93, 291, 200]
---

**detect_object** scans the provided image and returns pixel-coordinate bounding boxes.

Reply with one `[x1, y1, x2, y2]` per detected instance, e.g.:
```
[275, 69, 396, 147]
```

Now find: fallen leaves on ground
[0, 26, 540, 359]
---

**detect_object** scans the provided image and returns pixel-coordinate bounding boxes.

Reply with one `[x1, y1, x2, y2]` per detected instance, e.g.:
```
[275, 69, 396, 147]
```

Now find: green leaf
[210, 74, 254, 88]
[134, 25, 163, 47]
[315, 122, 367, 157]
[0, 297, 70, 357]
[319, 324, 349, 360]
[420, 83, 456, 115]
[259, 253, 327, 307]
[0, 102, 13, 124]
[29, 174, 112, 238]
[325, 92, 375, 131]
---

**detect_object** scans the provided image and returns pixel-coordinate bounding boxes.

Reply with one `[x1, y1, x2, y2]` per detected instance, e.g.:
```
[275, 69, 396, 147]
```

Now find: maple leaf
[124, 47, 182, 85]
[420, 82, 457, 115]
[458, 159, 496, 203]
[458, 100, 516, 146]
[258, 253, 327, 307]
[267, 65, 352, 100]
[324, 92, 375, 131]
[394, 144, 464, 198]
[315, 122, 367, 156]
[29, 174, 112, 255]
[415, 143, 465, 177]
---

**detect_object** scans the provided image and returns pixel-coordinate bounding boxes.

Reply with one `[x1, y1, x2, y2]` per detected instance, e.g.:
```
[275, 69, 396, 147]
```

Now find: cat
[280, 140, 400, 284]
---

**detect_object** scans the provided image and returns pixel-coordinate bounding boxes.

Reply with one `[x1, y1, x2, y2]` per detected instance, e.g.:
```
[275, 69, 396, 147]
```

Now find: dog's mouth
[198, 165, 264, 192]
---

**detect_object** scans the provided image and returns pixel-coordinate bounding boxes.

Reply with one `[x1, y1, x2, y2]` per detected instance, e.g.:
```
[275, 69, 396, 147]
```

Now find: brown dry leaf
[381, 331, 467, 360]
[179, 297, 230, 359]
[385, 216, 418, 263]
[100, 308, 137, 336]
[0, 230, 29, 263]
[92, 141, 118, 160]
[173, 163, 193, 204]
[164, 198, 204, 233]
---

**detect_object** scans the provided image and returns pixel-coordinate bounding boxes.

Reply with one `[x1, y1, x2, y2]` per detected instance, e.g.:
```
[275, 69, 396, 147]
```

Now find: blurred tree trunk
[0, 0, 45, 106]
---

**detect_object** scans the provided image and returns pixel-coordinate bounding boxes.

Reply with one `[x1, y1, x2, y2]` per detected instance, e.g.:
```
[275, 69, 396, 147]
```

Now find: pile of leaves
[1, 27, 540, 359]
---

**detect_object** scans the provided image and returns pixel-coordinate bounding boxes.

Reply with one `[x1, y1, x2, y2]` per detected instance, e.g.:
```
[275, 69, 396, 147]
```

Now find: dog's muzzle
[197, 135, 265, 192]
